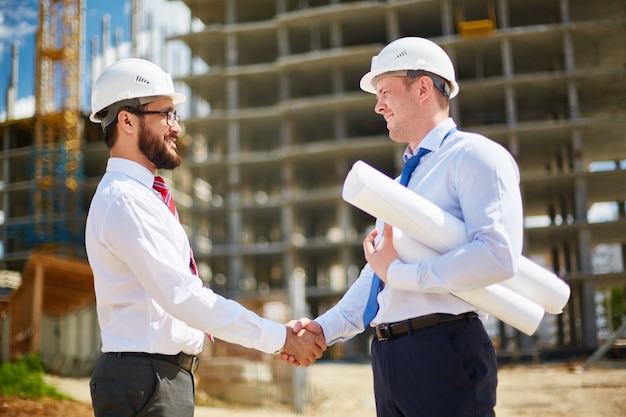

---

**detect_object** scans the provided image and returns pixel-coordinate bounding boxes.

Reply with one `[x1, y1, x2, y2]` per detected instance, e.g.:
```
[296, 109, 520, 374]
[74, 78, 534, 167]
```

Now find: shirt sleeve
[386, 138, 524, 293]
[316, 263, 373, 345]
[102, 192, 287, 354]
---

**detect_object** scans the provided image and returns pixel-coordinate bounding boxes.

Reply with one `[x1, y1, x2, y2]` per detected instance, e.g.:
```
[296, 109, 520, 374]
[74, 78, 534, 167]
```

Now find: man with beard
[85, 59, 326, 417]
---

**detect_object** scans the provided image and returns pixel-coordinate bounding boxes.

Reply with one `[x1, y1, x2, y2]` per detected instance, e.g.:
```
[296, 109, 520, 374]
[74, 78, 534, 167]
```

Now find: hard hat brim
[359, 69, 387, 94]
[360, 69, 459, 98]
[89, 92, 186, 123]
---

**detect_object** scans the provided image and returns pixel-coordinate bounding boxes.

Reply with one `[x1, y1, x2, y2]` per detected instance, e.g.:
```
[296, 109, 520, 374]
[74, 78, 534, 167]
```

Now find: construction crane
[33, 0, 84, 254]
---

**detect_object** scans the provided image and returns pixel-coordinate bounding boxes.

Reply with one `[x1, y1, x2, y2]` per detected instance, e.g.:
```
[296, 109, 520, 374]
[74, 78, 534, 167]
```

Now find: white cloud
[0, 1, 38, 64]
[0, 95, 35, 121]
[0, 1, 38, 40]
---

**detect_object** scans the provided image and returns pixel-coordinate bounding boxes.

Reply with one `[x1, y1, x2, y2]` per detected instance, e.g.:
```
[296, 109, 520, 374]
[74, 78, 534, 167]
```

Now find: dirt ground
[1, 361, 625, 416]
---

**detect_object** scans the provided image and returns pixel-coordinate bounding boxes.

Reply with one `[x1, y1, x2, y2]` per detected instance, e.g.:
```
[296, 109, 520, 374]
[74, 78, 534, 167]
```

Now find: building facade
[171, 0, 626, 358]
[2, 0, 626, 366]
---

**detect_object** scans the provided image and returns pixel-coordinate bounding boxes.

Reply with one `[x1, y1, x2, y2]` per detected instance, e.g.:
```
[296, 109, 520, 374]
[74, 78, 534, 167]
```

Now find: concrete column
[278, 26, 289, 57]
[227, 208, 242, 294]
[334, 110, 347, 140]
[332, 67, 343, 94]
[574, 178, 587, 222]
[289, 267, 307, 413]
[385, 9, 399, 41]
[227, 118, 241, 293]
[504, 85, 517, 126]
[497, 0, 510, 29]
[567, 81, 579, 120]
[501, 37, 513, 78]
[441, 0, 454, 36]
[226, 34, 238, 67]
[575, 168, 597, 349]
[563, 31, 575, 72]
[508, 133, 519, 160]
[571, 130, 583, 172]
[225, 0, 236, 24]
[227, 77, 239, 111]
[578, 229, 598, 349]
[337, 188, 352, 291]
[559, 0, 571, 24]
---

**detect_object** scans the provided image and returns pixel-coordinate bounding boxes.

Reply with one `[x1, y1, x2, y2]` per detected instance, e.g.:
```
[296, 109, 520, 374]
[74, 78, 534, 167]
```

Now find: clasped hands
[280, 224, 398, 367]
[281, 318, 326, 367]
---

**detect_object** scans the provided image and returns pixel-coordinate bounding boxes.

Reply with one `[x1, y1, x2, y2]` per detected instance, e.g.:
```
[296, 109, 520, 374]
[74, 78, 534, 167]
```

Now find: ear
[117, 110, 136, 135]
[416, 76, 434, 102]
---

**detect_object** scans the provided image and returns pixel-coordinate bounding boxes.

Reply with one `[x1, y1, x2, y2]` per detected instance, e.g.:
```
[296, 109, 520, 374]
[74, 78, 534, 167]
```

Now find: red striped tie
[153, 176, 179, 219]
[153, 176, 198, 275]
[153, 176, 214, 342]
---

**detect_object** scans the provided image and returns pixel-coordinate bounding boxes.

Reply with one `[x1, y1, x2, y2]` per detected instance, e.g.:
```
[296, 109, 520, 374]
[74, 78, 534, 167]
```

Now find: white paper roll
[343, 160, 570, 315]
[456, 285, 545, 336]
[393, 228, 544, 335]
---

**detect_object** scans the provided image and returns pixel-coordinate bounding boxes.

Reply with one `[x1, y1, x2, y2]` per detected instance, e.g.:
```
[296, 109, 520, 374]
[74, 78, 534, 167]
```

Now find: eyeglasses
[123, 107, 180, 126]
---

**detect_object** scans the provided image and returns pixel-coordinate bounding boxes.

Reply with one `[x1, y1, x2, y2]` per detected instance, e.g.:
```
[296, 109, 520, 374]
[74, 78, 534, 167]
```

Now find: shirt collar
[403, 117, 457, 162]
[106, 158, 155, 190]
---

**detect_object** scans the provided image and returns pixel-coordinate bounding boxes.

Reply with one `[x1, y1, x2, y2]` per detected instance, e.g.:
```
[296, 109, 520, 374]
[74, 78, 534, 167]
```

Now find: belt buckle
[375, 324, 391, 341]
[190, 355, 199, 374]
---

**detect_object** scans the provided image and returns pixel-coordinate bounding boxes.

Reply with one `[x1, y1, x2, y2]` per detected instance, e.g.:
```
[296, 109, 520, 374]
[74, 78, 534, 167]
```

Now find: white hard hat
[360, 37, 459, 99]
[90, 58, 186, 128]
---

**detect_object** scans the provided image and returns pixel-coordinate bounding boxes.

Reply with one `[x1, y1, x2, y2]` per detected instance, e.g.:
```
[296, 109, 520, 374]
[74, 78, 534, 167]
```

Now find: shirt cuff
[316, 313, 348, 346]
[253, 319, 287, 354]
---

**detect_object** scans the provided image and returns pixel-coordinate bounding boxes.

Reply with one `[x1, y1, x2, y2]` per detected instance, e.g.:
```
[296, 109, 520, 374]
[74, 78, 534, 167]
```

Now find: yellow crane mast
[33, 0, 83, 254]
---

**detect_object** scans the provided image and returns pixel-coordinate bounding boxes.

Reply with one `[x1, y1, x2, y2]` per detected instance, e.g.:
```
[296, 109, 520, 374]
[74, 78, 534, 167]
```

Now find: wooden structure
[6, 252, 93, 360]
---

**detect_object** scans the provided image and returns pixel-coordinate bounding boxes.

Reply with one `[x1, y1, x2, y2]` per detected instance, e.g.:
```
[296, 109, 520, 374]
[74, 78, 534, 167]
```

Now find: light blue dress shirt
[317, 118, 524, 344]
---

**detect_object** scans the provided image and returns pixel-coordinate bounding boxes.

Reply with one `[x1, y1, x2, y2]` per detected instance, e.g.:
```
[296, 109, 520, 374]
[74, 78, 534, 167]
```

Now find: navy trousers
[90, 353, 195, 417]
[371, 316, 497, 417]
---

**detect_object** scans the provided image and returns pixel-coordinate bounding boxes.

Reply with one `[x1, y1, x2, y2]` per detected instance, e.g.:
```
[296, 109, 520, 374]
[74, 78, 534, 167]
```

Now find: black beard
[138, 118, 182, 170]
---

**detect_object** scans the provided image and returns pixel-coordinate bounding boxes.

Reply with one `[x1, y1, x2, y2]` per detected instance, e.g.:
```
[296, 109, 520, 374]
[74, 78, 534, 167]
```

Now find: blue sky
[0, 0, 131, 116]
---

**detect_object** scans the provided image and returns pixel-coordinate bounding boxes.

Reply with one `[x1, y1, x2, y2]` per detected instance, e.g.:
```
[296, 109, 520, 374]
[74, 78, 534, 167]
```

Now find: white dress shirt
[317, 118, 524, 344]
[85, 158, 285, 355]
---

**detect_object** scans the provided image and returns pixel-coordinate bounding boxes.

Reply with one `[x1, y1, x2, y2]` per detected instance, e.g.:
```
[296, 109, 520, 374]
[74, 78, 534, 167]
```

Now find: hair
[102, 119, 119, 149]
[100, 103, 148, 149]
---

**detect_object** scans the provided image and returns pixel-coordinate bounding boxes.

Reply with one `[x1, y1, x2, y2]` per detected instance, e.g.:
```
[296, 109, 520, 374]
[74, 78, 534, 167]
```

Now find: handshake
[280, 318, 326, 367]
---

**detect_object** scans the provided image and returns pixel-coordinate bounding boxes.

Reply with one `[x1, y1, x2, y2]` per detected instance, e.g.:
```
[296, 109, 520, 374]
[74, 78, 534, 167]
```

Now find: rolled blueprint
[342, 161, 570, 331]
[393, 228, 545, 335]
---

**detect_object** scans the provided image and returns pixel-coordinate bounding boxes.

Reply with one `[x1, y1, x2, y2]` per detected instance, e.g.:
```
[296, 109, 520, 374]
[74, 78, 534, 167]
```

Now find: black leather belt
[111, 351, 200, 374]
[375, 312, 478, 341]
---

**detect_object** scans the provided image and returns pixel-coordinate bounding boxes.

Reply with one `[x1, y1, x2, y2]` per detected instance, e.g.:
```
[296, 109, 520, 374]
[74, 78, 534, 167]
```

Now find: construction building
[171, 0, 626, 361]
[0, 0, 625, 398]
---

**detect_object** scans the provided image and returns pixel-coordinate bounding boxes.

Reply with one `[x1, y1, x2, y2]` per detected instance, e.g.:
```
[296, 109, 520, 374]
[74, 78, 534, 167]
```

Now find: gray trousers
[90, 353, 195, 417]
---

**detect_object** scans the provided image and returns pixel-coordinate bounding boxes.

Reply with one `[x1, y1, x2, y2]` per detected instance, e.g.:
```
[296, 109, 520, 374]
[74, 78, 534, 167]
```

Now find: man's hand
[280, 319, 326, 367]
[363, 223, 398, 283]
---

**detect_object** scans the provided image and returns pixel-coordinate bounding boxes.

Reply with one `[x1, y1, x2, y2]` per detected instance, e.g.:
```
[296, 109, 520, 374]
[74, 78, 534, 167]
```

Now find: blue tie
[362, 147, 432, 327]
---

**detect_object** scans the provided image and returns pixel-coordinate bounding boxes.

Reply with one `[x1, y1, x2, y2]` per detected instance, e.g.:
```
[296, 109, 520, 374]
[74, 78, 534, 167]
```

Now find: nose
[169, 119, 182, 134]
[375, 96, 385, 115]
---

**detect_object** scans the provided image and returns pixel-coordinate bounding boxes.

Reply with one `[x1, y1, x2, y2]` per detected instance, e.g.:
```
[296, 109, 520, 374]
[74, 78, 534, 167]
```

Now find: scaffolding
[33, 0, 84, 253]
